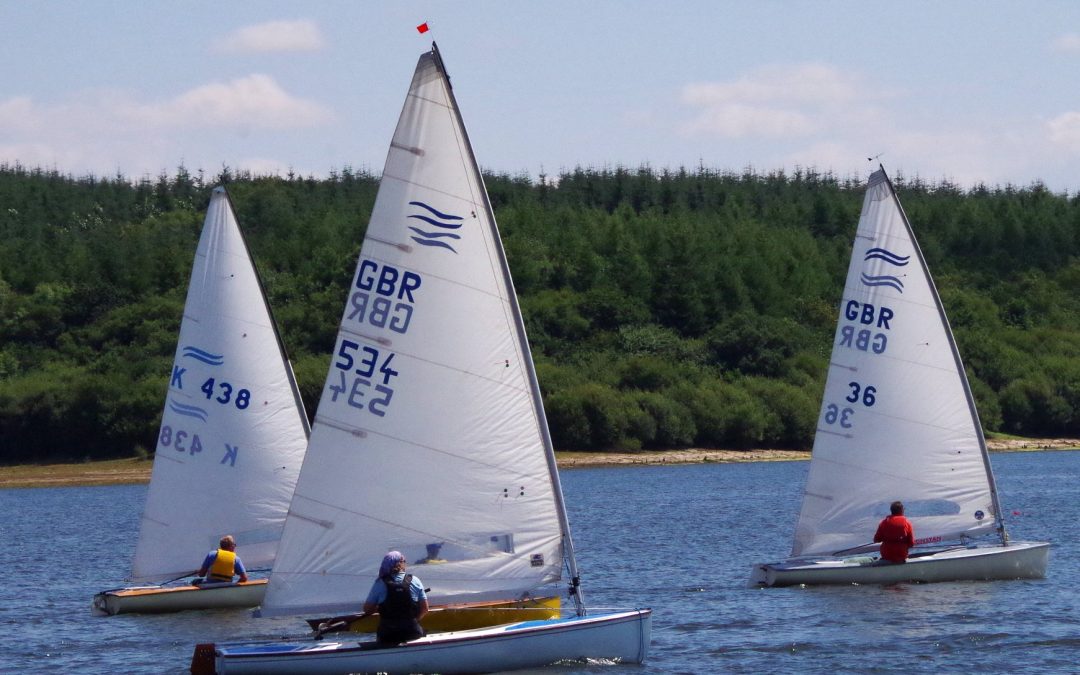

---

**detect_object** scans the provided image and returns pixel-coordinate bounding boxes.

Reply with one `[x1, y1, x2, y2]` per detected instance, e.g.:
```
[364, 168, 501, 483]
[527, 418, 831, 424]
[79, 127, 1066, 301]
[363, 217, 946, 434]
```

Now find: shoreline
[1, 439, 1076, 489]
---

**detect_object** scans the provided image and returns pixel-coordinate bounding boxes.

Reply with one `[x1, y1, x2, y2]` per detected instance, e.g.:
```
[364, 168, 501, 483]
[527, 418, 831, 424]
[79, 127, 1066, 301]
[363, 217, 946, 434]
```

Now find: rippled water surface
[1, 450, 1075, 673]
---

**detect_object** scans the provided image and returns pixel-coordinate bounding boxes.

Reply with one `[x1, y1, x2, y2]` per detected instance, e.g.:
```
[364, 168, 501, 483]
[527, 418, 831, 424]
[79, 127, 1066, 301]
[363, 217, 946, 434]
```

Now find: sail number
[158, 425, 242, 467]
[169, 368, 251, 410]
[160, 425, 204, 455]
[347, 261, 421, 334]
[823, 381, 877, 429]
[329, 339, 400, 416]
[845, 382, 876, 406]
[349, 290, 414, 334]
[200, 378, 251, 409]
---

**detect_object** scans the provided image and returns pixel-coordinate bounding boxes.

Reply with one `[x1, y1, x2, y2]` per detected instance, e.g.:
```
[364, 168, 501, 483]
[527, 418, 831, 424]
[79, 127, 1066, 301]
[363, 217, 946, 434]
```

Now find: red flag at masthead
[417, 22, 430, 34]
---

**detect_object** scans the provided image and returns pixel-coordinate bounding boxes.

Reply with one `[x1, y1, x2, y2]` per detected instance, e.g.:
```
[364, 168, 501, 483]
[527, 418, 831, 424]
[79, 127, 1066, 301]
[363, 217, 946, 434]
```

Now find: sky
[3, 1, 1080, 192]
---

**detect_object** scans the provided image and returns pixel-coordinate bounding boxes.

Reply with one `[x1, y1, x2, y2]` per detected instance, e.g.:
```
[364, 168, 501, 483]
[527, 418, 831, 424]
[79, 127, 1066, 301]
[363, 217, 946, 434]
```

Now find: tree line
[2, 162, 1079, 464]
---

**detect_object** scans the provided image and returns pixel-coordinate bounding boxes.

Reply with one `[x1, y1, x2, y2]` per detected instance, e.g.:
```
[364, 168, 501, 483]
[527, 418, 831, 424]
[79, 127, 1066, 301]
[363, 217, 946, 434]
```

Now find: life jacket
[378, 574, 416, 623]
[877, 516, 914, 562]
[376, 573, 423, 644]
[209, 549, 236, 581]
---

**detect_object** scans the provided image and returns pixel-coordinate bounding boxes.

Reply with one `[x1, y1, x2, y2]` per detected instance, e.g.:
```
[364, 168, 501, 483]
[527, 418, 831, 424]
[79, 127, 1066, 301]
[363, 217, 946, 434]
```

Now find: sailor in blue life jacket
[195, 535, 248, 584]
[363, 550, 429, 645]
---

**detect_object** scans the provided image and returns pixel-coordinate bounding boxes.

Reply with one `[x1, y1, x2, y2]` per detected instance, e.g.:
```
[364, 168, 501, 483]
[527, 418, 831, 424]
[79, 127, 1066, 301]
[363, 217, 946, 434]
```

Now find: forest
[2, 162, 1080, 464]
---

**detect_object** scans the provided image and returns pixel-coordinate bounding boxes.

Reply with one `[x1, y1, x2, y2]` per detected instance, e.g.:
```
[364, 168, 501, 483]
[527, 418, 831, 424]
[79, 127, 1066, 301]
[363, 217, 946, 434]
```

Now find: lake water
[1, 450, 1075, 674]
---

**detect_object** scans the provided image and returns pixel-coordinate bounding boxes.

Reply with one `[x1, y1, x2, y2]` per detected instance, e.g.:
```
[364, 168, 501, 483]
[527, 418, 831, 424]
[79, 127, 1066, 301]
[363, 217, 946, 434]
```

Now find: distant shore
[555, 437, 1080, 468]
[1, 438, 1077, 489]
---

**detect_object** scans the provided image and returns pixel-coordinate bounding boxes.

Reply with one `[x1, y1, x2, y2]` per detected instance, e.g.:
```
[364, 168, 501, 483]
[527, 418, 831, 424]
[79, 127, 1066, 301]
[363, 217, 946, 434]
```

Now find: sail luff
[429, 42, 585, 614]
[878, 167, 1007, 546]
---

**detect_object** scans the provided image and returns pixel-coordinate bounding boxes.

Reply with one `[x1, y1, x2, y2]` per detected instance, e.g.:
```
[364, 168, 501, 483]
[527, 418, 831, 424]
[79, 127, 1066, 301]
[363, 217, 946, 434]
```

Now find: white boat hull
[92, 579, 267, 615]
[198, 608, 652, 674]
[750, 541, 1049, 587]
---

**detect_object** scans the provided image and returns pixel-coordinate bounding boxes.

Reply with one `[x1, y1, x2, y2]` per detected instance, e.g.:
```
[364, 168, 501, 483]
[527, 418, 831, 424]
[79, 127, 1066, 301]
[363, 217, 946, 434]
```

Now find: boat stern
[190, 643, 217, 675]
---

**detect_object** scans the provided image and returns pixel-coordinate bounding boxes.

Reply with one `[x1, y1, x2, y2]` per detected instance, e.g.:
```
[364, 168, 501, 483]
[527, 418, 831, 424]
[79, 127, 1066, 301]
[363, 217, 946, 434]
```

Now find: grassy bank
[0, 451, 806, 489]
[0, 457, 154, 489]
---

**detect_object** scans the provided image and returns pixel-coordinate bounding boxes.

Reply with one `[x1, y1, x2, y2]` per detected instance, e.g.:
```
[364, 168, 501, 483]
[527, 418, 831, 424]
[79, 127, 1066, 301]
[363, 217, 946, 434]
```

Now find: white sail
[130, 187, 310, 583]
[260, 48, 567, 617]
[791, 168, 1000, 557]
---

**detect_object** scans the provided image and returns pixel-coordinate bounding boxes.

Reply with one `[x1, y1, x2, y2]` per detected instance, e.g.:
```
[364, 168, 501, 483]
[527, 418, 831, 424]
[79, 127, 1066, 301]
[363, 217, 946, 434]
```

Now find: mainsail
[131, 187, 310, 583]
[791, 168, 1003, 557]
[260, 46, 572, 617]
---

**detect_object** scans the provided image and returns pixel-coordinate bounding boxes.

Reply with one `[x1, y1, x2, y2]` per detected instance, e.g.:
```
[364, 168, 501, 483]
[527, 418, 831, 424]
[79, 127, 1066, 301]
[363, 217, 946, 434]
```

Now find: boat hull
[308, 595, 561, 635]
[750, 541, 1050, 587]
[92, 579, 267, 615]
[200, 608, 652, 675]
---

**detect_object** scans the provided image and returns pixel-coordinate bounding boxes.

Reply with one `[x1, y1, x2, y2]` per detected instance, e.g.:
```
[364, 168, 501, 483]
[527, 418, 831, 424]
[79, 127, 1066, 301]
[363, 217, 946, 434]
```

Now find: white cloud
[125, 74, 332, 129]
[0, 77, 332, 177]
[1047, 112, 1080, 151]
[233, 157, 297, 176]
[683, 103, 815, 138]
[216, 19, 324, 54]
[1050, 33, 1080, 53]
[668, 61, 1066, 189]
[679, 63, 865, 140]
[682, 63, 858, 106]
[0, 97, 39, 133]
[0, 141, 59, 168]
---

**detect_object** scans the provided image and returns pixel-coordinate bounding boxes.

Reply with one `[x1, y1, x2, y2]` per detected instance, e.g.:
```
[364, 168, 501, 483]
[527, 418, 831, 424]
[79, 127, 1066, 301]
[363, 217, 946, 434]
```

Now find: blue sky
[3, 1, 1080, 191]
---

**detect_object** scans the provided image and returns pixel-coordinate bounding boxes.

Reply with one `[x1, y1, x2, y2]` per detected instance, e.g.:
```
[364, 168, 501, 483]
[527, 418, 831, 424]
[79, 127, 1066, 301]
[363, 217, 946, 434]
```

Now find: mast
[430, 42, 586, 614]
[217, 186, 312, 438]
[878, 165, 1007, 545]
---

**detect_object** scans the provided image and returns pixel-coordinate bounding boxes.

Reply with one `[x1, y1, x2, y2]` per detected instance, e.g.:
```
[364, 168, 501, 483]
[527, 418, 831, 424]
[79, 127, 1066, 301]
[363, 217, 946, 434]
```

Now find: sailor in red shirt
[874, 500, 916, 563]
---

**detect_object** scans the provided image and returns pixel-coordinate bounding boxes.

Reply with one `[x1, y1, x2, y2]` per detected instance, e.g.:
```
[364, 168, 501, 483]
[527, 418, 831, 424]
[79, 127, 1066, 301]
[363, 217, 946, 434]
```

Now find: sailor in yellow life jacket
[196, 535, 248, 584]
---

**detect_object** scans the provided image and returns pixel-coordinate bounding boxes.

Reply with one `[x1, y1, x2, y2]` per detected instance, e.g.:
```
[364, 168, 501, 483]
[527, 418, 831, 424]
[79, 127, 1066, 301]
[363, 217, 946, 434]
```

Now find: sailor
[196, 535, 248, 584]
[363, 550, 429, 644]
[874, 501, 916, 563]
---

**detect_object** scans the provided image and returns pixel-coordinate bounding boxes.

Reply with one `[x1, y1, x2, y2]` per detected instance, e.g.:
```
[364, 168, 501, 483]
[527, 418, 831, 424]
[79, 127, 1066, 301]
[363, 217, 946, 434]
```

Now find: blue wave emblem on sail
[407, 201, 463, 253]
[168, 399, 209, 423]
[860, 273, 905, 293]
[860, 247, 908, 293]
[864, 247, 910, 267]
[182, 346, 224, 366]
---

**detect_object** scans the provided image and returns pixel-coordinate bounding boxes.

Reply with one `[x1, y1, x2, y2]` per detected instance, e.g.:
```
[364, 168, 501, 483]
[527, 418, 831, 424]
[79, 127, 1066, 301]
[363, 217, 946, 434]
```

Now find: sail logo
[168, 399, 209, 422]
[182, 345, 224, 366]
[407, 201, 463, 253]
[859, 247, 909, 293]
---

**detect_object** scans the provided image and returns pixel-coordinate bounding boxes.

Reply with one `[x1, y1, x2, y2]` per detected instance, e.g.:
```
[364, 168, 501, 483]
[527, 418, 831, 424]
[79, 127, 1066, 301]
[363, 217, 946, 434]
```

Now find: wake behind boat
[93, 188, 310, 615]
[750, 167, 1049, 587]
[192, 42, 650, 673]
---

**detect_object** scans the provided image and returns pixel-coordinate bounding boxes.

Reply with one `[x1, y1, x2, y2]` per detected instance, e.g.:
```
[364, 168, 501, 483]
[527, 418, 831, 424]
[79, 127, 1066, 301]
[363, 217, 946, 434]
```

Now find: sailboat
[750, 167, 1050, 587]
[92, 187, 310, 615]
[192, 43, 651, 673]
